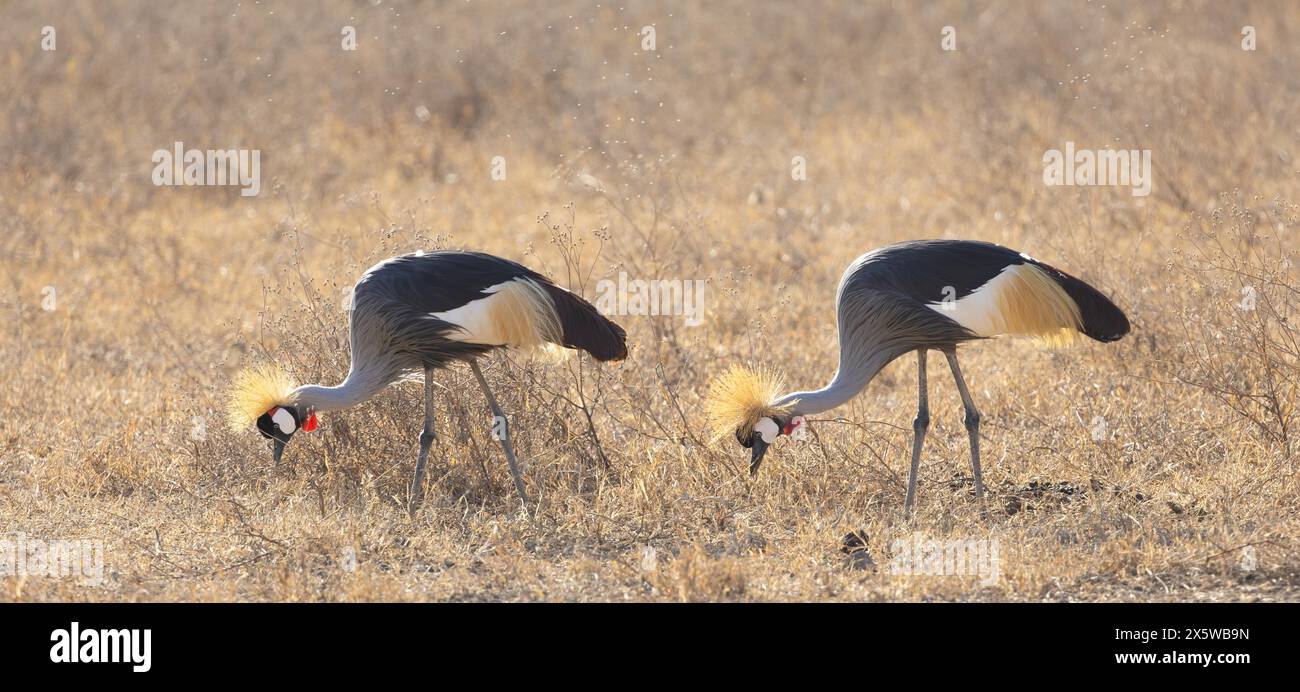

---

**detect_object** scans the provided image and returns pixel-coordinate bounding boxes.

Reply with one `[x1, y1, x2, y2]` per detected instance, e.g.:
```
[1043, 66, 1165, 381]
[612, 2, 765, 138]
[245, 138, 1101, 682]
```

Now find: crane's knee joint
[913, 413, 930, 433]
[963, 409, 981, 430]
[419, 430, 436, 447]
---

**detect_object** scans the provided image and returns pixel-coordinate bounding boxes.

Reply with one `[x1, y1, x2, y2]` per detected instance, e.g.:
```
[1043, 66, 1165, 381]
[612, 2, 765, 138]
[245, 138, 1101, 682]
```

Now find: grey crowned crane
[229, 250, 628, 507]
[707, 239, 1129, 514]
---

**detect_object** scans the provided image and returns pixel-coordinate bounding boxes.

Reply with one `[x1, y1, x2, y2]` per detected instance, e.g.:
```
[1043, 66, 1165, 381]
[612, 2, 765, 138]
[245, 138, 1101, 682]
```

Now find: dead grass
[1, 0, 1298, 601]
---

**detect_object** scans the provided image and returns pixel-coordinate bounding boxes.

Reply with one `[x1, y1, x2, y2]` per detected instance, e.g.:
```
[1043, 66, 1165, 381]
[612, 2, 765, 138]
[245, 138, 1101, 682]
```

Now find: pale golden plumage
[226, 363, 297, 429]
[988, 263, 1084, 346]
[927, 263, 1085, 347]
[433, 277, 564, 351]
[704, 365, 794, 443]
[488, 278, 565, 349]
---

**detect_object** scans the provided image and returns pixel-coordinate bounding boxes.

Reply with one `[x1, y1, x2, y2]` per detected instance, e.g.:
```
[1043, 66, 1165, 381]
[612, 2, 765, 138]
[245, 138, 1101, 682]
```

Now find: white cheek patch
[754, 417, 779, 444]
[271, 407, 296, 434]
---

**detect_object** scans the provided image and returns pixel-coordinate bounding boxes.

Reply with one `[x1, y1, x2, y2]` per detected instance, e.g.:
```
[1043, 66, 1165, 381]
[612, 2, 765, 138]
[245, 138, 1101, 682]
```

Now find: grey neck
[775, 346, 904, 416]
[292, 369, 390, 412]
[776, 364, 874, 416]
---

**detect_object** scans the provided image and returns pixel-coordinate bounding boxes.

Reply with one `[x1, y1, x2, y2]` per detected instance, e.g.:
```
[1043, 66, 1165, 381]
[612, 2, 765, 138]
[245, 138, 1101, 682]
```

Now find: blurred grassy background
[1, 0, 1298, 601]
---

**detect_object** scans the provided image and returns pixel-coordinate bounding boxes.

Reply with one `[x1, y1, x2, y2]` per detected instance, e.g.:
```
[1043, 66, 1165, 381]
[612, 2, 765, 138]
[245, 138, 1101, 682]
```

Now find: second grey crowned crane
[229, 250, 628, 507]
[707, 239, 1129, 514]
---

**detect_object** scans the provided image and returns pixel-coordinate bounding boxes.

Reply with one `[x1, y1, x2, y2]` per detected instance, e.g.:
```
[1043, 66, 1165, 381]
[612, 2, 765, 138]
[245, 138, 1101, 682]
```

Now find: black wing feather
[539, 283, 628, 361]
[355, 251, 538, 313]
[852, 240, 1024, 303]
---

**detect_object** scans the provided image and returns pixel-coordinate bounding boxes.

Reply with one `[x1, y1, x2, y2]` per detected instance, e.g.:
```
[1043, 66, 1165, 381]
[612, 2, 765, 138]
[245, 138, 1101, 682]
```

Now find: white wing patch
[432, 278, 562, 349]
[926, 263, 1082, 341]
[431, 281, 517, 345]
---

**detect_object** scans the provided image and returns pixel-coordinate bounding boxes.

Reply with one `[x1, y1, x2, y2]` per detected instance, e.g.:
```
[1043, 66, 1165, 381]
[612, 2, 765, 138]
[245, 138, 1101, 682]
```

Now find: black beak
[749, 436, 770, 476]
[272, 438, 286, 465]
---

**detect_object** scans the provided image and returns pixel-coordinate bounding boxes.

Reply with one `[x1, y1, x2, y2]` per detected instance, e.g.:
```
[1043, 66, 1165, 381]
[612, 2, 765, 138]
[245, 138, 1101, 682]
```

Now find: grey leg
[904, 349, 929, 516]
[468, 360, 530, 508]
[409, 365, 437, 508]
[945, 350, 984, 503]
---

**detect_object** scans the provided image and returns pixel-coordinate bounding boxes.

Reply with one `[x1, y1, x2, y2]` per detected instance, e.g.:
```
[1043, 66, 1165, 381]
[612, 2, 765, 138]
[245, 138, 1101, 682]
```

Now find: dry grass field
[2, 0, 1298, 602]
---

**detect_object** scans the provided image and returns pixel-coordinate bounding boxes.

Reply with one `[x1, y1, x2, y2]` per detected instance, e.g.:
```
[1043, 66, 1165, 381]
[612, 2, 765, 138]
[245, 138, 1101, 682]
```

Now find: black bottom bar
[2, 602, 1288, 679]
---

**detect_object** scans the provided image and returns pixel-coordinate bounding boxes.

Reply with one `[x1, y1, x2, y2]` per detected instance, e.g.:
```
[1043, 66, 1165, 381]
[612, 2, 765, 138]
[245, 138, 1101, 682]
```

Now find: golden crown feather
[704, 364, 793, 443]
[226, 363, 298, 430]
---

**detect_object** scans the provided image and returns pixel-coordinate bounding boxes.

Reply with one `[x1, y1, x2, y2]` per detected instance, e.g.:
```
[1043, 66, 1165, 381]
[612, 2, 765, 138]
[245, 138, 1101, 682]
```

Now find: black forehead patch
[255, 410, 276, 439]
[254, 411, 275, 437]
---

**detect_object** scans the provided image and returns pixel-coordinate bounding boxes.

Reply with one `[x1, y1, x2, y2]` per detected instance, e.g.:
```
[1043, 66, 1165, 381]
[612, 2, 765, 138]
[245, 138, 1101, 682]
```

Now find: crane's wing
[847, 240, 1129, 344]
[356, 251, 542, 314]
[354, 251, 627, 364]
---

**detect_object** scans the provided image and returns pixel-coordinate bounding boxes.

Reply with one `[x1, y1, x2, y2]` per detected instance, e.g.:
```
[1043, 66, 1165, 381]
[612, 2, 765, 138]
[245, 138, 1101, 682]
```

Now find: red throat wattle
[303, 411, 318, 432]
